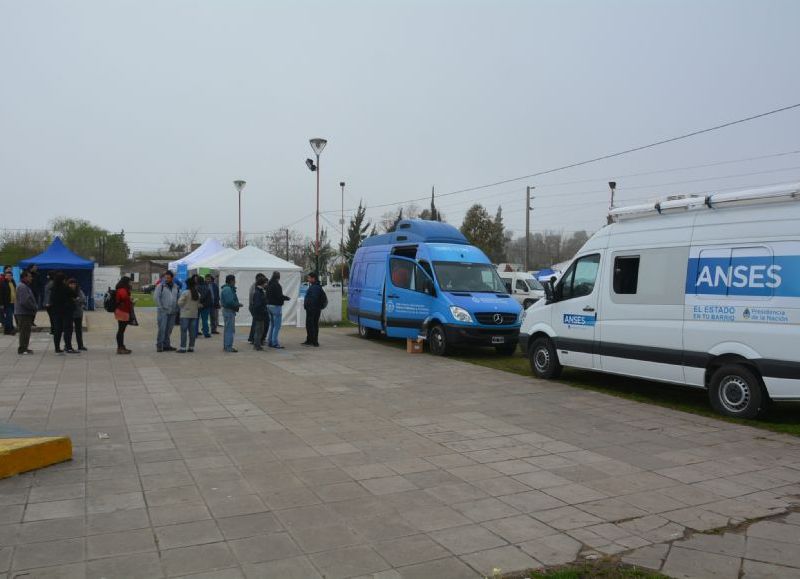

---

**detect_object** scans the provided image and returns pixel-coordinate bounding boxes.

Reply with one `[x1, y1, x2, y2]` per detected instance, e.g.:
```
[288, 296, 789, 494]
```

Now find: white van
[519, 183, 800, 419]
[498, 271, 546, 308]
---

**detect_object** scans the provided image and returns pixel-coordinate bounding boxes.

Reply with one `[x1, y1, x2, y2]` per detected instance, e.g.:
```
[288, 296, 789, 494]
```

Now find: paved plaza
[1, 310, 800, 578]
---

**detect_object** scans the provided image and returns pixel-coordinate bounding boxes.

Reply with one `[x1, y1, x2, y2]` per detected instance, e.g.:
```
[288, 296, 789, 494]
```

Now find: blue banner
[563, 313, 596, 327]
[686, 255, 800, 297]
[176, 263, 188, 284]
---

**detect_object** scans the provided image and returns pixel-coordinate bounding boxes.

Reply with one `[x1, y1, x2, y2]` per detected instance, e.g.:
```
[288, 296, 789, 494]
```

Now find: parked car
[519, 183, 800, 419]
[348, 219, 522, 355]
[498, 271, 546, 308]
[140, 283, 156, 294]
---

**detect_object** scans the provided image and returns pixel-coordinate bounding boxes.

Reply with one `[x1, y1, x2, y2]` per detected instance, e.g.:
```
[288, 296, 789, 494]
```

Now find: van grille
[475, 312, 518, 325]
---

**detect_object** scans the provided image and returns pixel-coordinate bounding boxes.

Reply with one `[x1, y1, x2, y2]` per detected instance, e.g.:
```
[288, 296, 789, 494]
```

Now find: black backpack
[199, 285, 212, 309]
[319, 288, 328, 310]
[103, 288, 117, 312]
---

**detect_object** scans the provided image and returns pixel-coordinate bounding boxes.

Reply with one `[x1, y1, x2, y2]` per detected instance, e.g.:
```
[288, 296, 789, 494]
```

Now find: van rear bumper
[443, 324, 520, 347]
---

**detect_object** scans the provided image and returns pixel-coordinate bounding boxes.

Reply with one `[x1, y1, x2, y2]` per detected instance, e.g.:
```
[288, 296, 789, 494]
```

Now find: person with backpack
[177, 277, 201, 353]
[114, 276, 133, 354]
[302, 272, 327, 347]
[68, 278, 88, 351]
[154, 270, 179, 352]
[266, 271, 290, 349]
[197, 275, 213, 338]
[220, 274, 242, 352]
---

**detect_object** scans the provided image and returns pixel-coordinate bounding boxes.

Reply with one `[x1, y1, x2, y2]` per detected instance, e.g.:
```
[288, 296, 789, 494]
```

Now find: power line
[320, 102, 800, 216]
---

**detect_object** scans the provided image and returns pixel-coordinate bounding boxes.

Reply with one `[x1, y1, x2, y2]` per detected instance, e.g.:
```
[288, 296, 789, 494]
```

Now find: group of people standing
[248, 271, 291, 351]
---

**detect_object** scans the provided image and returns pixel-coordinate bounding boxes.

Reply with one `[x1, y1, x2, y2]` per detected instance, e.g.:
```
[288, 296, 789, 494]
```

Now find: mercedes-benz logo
[493, 313, 503, 324]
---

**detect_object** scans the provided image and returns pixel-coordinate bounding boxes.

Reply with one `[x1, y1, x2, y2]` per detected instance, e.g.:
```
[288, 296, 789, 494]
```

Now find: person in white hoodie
[154, 270, 179, 352]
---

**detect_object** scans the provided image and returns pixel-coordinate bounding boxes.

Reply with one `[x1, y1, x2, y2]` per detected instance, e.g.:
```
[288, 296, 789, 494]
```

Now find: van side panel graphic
[685, 255, 800, 297]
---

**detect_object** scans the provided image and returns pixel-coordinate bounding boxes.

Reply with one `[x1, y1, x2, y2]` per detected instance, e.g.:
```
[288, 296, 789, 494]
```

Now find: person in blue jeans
[154, 271, 179, 352]
[265, 271, 291, 348]
[220, 274, 242, 352]
[196, 275, 213, 338]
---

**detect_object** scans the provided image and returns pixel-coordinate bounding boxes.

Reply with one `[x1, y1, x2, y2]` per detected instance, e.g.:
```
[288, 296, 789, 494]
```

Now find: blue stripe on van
[685, 255, 800, 297]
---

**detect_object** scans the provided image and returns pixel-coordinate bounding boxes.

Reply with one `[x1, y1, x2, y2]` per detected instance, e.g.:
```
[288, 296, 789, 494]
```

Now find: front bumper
[518, 332, 530, 353]
[443, 324, 520, 347]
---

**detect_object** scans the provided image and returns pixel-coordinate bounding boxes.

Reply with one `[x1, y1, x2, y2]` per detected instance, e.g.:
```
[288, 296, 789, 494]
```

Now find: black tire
[358, 321, 378, 339]
[528, 336, 562, 379]
[495, 343, 518, 356]
[428, 324, 451, 356]
[708, 364, 766, 419]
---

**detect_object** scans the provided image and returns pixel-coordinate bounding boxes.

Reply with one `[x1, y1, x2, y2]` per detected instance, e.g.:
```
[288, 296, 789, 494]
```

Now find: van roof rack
[361, 219, 469, 247]
[608, 182, 800, 222]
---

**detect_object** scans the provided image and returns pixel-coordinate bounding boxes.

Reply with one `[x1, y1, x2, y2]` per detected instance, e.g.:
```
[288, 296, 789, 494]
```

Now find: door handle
[582, 306, 595, 312]
[387, 294, 399, 299]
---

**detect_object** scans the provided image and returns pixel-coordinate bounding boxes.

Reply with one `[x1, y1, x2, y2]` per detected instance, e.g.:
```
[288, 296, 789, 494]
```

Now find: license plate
[491, 336, 505, 344]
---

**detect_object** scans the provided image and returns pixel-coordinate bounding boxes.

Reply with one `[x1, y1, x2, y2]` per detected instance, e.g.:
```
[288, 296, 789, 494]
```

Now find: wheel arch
[704, 354, 768, 399]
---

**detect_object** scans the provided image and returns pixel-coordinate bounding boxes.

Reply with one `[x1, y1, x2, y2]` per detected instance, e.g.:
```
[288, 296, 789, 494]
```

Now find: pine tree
[341, 201, 372, 267]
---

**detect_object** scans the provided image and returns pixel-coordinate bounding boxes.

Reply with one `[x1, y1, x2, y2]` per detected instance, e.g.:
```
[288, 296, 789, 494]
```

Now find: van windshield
[526, 278, 544, 291]
[434, 262, 508, 293]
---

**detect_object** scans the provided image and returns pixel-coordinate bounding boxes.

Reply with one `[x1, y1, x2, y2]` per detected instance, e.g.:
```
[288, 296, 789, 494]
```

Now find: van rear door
[550, 253, 602, 369]
[384, 256, 436, 338]
[359, 260, 385, 331]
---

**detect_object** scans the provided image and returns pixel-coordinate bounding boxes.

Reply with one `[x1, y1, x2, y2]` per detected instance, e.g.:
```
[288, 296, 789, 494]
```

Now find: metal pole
[525, 186, 531, 271]
[340, 181, 345, 282]
[607, 181, 617, 225]
[315, 153, 320, 272]
[285, 228, 289, 262]
[238, 190, 242, 249]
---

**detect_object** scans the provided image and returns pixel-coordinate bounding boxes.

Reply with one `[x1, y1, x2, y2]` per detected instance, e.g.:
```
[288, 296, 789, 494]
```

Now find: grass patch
[131, 292, 155, 307]
[503, 560, 668, 578]
[357, 333, 800, 436]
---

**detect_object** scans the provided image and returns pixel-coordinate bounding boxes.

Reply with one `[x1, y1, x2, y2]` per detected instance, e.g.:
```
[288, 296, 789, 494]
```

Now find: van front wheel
[358, 322, 378, 339]
[529, 337, 562, 379]
[428, 324, 451, 356]
[709, 365, 766, 419]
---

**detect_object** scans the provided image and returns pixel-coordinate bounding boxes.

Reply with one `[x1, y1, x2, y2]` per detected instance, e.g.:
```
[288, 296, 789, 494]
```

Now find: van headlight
[449, 306, 473, 323]
[519, 309, 526, 324]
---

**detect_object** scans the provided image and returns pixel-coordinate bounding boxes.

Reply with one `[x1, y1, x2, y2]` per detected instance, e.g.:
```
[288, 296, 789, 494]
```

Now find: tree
[50, 217, 130, 264]
[419, 186, 444, 221]
[381, 203, 420, 232]
[251, 229, 308, 265]
[163, 229, 200, 253]
[504, 230, 594, 269]
[341, 201, 372, 267]
[0, 229, 51, 266]
[303, 227, 335, 273]
[460, 204, 506, 263]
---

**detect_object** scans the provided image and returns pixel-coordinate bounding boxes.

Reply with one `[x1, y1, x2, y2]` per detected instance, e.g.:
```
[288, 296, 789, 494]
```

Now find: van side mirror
[544, 276, 558, 304]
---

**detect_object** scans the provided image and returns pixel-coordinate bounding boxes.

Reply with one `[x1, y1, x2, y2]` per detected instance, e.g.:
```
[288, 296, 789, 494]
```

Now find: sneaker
[176, 349, 186, 353]
[78, 347, 87, 351]
[18, 350, 32, 355]
[312, 343, 320, 347]
[187, 348, 194, 352]
[117, 347, 131, 355]
[55, 348, 64, 354]
[164, 346, 176, 351]
[66, 349, 80, 354]
[204, 334, 211, 338]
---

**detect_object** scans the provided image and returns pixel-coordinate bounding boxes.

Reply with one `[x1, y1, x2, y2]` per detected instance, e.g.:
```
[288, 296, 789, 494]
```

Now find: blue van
[348, 219, 523, 355]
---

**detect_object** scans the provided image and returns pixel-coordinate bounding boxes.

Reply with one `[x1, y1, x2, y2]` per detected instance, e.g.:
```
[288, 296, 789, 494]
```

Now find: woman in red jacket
[115, 276, 133, 354]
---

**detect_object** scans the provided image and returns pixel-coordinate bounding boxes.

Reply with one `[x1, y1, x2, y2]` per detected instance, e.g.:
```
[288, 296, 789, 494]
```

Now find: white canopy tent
[168, 238, 227, 271]
[191, 247, 237, 271]
[209, 246, 303, 326]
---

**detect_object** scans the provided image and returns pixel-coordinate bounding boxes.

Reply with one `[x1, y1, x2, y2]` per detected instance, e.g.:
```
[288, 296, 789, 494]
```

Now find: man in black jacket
[250, 276, 268, 351]
[302, 272, 327, 347]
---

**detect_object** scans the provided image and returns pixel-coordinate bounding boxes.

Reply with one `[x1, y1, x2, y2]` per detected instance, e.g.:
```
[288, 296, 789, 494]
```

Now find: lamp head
[339, 181, 345, 188]
[233, 180, 246, 192]
[309, 138, 327, 156]
[305, 158, 317, 172]
[608, 181, 617, 191]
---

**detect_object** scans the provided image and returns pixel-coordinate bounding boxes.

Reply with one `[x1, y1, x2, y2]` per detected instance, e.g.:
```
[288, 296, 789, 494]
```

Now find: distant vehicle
[520, 183, 800, 419]
[498, 271, 546, 308]
[140, 284, 156, 294]
[348, 220, 522, 355]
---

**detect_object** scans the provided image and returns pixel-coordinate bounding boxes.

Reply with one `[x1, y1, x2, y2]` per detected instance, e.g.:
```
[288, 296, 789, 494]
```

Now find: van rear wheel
[529, 337, 562, 379]
[709, 364, 766, 419]
[428, 324, 451, 356]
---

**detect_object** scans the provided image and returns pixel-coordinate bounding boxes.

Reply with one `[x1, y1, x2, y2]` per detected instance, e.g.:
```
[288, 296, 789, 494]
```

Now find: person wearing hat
[302, 272, 327, 347]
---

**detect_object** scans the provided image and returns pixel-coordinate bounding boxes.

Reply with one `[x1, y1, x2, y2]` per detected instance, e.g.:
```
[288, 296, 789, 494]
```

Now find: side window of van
[390, 259, 416, 290]
[560, 254, 600, 300]
[365, 263, 383, 290]
[515, 279, 528, 292]
[419, 260, 434, 281]
[613, 256, 640, 294]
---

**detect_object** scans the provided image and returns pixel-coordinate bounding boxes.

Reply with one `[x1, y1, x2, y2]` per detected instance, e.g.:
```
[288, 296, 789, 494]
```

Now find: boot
[117, 347, 131, 355]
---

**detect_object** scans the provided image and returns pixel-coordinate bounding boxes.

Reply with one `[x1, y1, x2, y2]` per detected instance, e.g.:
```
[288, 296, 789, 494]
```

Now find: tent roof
[169, 238, 226, 271]
[18, 237, 94, 270]
[213, 245, 302, 271]
[192, 247, 237, 269]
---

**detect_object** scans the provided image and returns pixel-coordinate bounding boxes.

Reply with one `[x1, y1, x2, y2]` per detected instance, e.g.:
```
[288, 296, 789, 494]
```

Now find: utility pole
[285, 228, 289, 262]
[525, 186, 534, 271]
[339, 181, 346, 288]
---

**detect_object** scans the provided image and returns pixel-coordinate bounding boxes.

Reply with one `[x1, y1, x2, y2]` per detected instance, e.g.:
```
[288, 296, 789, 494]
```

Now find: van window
[390, 259, 415, 290]
[515, 280, 528, 292]
[559, 254, 600, 300]
[419, 260, 434, 281]
[365, 263, 383, 290]
[613, 256, 640, 294]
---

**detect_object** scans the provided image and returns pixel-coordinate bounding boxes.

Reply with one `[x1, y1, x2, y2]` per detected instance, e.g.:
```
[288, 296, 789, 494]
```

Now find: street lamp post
[233, 180, 247, 249]
[339, 181, 345, 287]
[308, 138, 327, 272]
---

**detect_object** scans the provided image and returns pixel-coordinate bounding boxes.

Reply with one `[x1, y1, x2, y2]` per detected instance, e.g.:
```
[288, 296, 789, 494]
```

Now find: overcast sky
[2, 0, 799, 252]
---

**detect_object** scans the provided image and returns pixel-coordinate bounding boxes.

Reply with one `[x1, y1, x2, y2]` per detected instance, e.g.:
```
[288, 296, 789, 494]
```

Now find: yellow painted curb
[0, 436, 73, 479]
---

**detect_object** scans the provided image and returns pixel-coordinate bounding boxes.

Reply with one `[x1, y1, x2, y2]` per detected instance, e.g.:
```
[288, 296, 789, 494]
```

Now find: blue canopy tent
[19, 237, 96, 310]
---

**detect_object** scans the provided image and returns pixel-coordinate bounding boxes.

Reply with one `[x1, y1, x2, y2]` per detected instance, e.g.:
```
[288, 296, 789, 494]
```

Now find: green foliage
[460, 203, 506, 262]
[303, 227, 335, 273]
[341, 200, 372, 266]
[50, 217, 130, 265]
[0, 229, 51, 266]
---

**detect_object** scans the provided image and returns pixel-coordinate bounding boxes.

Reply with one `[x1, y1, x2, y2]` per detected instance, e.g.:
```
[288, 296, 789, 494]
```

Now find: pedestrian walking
[177, 277, 201, 353]
[154, 270, 179, 352]
[68, 278, 88, 351]
[221, 274, 242, 352]
[0, 268, 16, 335]
[196, 275, 213, 338]
[206, 274, 220, 334]
[247, 273, 267, 346]
[302, 272, 327, 347]
[15, 270, 36, 355]
[266, 271, 291, 349]
[251, 277, 268, 351]
[50, 271, 78, 354]
[114, 276, 133, 354]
